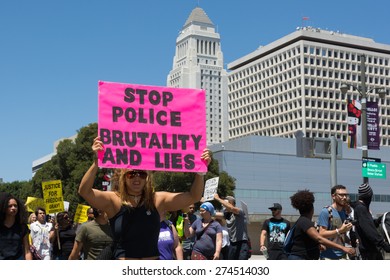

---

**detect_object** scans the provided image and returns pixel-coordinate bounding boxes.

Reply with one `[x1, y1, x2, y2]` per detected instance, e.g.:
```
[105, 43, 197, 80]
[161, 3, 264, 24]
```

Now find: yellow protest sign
[25, 197, 45, 213]
[42, 180, 64, 214]
[73, 204, 91, 224]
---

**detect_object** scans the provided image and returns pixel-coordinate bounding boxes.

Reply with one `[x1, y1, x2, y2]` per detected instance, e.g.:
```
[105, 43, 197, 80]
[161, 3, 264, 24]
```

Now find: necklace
[129, 194, 142, 204]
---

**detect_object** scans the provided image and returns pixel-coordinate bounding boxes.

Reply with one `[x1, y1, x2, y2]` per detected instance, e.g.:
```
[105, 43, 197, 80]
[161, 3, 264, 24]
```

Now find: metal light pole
[330, 136, 338, 187]
[340, 54, 387, 184]
[360, 55, 369, 184]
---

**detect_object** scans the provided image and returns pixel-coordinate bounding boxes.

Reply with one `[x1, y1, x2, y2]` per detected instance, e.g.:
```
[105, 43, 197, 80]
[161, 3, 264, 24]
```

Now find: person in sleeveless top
[78, 136, 212, 260]
[214, 211, 230, 260]
[158, 211, 183, 260]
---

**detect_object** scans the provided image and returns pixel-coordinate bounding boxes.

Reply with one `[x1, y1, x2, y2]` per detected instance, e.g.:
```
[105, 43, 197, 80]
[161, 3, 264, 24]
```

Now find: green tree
[23, 122, 236, 215]
[153, 157, 236, 209]
[0, 180, 33, 204]
[31, 122, 108, 214]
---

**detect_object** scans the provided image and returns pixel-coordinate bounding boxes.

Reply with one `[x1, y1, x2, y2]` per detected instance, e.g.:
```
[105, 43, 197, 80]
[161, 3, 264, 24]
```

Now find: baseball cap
[268, 203, 282, 210]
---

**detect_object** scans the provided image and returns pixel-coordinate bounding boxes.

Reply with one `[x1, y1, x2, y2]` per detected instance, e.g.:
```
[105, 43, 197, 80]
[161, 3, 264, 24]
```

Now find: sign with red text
[98, 81, 207, 172]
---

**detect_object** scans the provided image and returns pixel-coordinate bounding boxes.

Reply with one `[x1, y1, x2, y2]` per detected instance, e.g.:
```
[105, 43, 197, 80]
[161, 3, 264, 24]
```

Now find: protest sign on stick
[203, 177, 219, 201]
[42, 180, 64, 214]
[98, 81, 207, 173]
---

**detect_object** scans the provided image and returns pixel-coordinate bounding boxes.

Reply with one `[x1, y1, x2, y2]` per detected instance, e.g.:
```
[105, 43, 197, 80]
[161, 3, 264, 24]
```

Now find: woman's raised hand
[201, 148, 212, 166]
[92, 136, 104, 156]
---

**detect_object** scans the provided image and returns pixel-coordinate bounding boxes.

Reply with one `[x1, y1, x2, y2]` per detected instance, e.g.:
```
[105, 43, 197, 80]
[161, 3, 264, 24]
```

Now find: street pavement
[249, 254, 266, 260]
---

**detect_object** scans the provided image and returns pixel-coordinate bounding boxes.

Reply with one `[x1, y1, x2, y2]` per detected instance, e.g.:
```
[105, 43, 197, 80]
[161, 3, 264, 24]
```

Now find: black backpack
[379, 212, 390, 245]
[283, 223, 297, 254]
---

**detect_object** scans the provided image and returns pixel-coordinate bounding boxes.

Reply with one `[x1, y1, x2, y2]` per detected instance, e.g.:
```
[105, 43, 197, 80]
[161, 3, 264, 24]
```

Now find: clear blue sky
[1, 0, 390, 183]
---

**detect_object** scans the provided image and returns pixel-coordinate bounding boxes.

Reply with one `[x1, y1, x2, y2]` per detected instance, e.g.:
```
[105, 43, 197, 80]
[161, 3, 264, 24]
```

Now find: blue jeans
[287, 254, 306, 260]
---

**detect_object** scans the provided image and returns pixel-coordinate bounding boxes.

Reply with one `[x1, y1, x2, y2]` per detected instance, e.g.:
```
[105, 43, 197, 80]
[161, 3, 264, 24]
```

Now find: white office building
[228, 27, 390, 145]
[32, 135, 77, 177]
[167, 7, 229, 144]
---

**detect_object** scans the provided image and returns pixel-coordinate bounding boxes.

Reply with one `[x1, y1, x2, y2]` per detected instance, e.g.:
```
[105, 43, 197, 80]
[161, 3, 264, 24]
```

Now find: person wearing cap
[351, 183, 390, 259]
[214, 193, 250, 260]
[183, 202, 222, 260]
[316, 185, 354, 260]
[260, 203, 291, 260]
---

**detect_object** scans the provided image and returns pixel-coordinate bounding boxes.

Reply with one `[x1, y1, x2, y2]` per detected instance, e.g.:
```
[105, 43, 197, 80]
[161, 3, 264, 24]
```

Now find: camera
[182, 213, 188, 218]
[345, 217, 357, 225]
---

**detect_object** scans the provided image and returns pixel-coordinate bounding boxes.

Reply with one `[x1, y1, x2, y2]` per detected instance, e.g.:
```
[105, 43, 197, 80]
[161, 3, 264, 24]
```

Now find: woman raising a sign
[78, 136, 211, 260]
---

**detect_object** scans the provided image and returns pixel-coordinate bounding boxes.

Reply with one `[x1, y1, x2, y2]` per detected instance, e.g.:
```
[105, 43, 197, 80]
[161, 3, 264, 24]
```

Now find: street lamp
[340, 54, 387, 183]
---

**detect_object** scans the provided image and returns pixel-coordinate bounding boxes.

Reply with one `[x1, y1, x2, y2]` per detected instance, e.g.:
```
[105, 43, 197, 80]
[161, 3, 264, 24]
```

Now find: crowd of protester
[1, 136, 389, 260]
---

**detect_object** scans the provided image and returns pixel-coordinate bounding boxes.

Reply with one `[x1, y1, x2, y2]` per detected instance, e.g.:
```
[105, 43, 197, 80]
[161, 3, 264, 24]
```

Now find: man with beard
[317, 185, 354, 260]
[214, 194, 250, 260]
[352, 183, 390, 259]
[260, 203, 291, 260]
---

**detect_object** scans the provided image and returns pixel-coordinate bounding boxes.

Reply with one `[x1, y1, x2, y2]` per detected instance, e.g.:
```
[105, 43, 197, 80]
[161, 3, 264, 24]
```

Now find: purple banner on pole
[367, 101, 380, 150]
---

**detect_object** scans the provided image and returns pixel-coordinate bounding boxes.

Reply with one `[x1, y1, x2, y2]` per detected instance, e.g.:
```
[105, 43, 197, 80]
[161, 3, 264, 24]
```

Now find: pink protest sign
[98, 81, 207, 172]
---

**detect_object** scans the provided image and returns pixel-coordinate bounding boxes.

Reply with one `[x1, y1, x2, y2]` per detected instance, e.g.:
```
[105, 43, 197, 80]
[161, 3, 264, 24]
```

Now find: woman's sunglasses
[125, 170, 148, 180]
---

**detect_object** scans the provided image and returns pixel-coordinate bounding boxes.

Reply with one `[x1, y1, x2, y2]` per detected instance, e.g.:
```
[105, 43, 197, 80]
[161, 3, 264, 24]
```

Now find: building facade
[228, 27, 390, 145]
[32, 135, 77, 177]
[167, 7, 229, 144]
[209, 135, 390, 216]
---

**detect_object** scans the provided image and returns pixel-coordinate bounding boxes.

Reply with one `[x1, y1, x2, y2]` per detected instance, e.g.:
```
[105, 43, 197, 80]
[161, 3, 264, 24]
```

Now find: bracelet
[336, 228, 340, 235]
[197, 172, 207, 176]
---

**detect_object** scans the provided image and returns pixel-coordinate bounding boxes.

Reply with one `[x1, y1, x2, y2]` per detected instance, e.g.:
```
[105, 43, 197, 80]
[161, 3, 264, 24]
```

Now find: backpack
[315, 206, 333, 232]
[283, 223, 297, 254]
[380, 212, 390, 244]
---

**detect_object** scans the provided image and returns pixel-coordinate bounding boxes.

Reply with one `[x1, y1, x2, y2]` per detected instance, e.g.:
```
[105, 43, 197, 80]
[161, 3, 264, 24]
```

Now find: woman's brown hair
[117, 169, 155, 211]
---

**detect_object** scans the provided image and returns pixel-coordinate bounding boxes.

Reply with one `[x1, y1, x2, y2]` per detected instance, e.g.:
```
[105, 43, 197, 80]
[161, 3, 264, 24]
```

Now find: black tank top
[109, 204, 160, 258]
